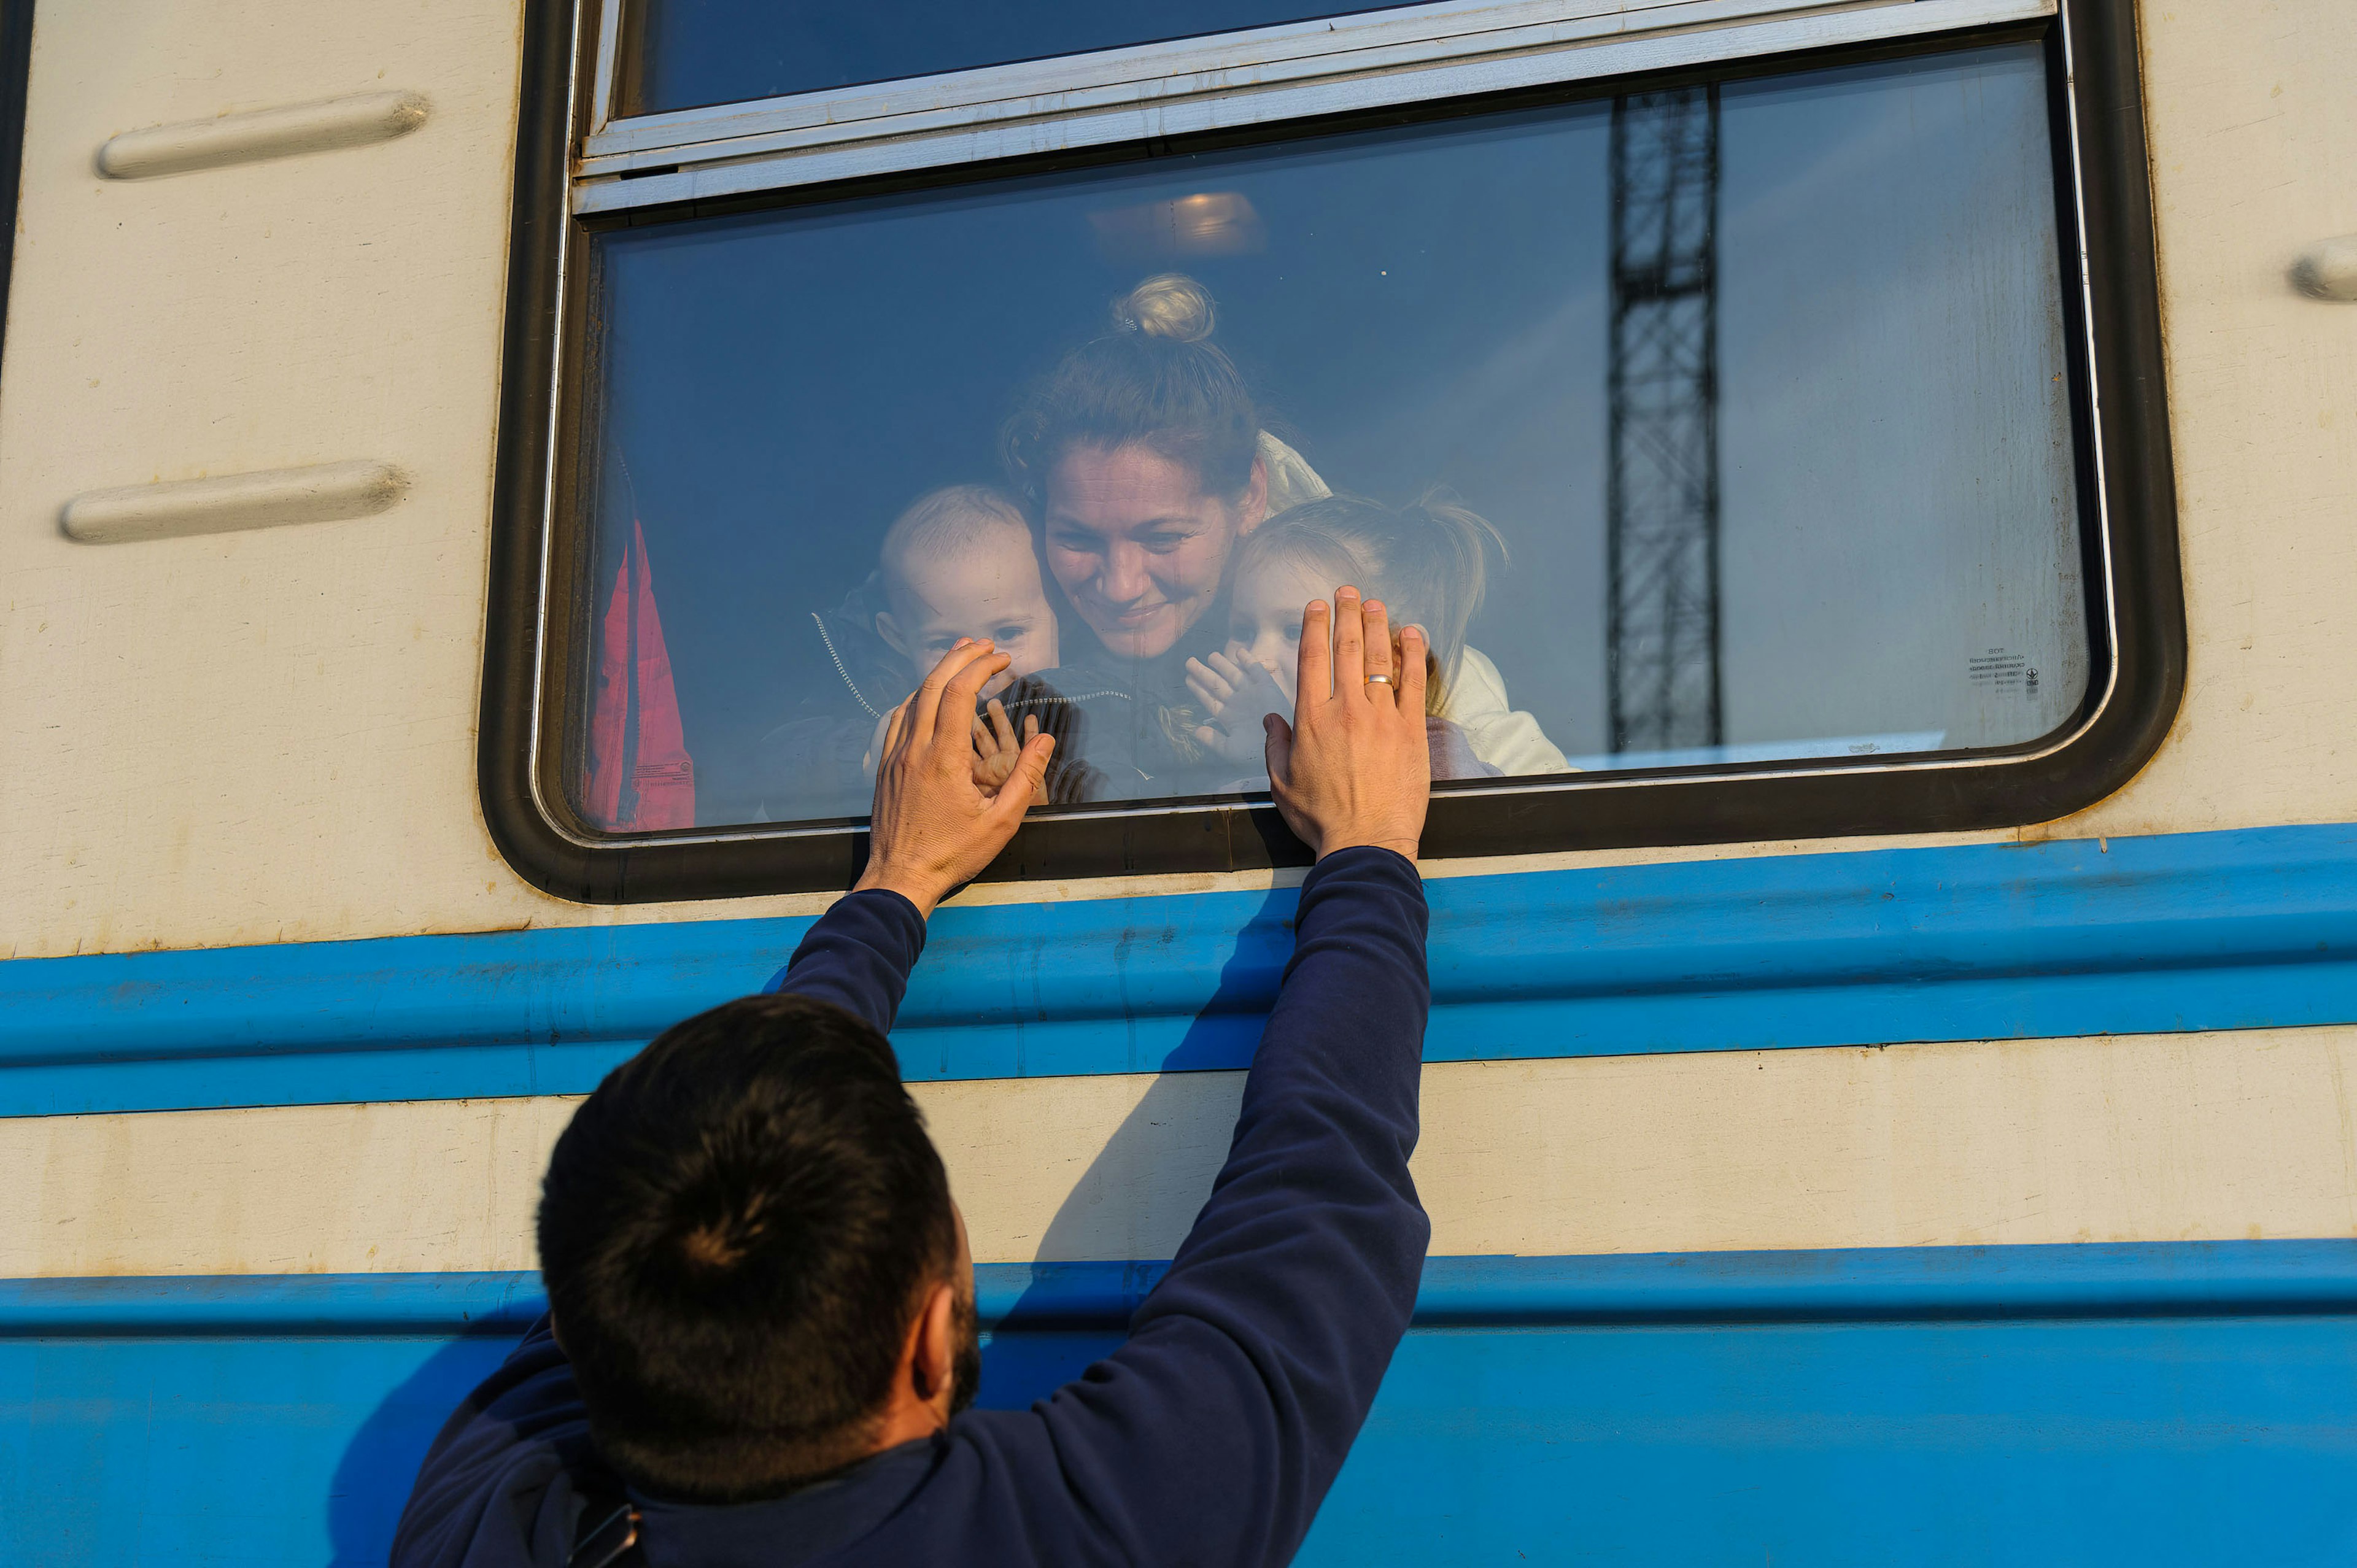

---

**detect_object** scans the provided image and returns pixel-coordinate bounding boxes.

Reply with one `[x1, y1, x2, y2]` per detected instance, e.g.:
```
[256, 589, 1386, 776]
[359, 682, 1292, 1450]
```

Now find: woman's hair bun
[1003, 269, 1255, 509]
[1115, 273, 1216, 343]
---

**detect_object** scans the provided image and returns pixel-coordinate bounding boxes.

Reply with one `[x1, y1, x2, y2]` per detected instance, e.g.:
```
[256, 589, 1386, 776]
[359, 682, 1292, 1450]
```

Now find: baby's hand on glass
[971, 698, 1049, 806]
[1189, 651, 1292, 765]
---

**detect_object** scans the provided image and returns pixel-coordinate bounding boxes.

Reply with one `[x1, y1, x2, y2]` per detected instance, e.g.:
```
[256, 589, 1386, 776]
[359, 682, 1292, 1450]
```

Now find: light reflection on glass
[1091, 194, 1269, 265]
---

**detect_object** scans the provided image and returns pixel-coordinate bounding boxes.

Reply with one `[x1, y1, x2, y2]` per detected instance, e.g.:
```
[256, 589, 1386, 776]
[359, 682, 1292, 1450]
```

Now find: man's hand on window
[855, 639, 1056, 917]
[1264, 588, 1432, 867]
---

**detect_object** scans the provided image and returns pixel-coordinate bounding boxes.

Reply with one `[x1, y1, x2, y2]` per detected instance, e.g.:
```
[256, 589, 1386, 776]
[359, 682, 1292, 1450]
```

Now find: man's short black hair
[538, 993, 956, 1502]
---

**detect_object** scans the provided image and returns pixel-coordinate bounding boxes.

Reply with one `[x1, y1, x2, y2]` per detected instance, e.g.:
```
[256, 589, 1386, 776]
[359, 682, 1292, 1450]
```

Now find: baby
[874, 485, 1060, 696]
[869, 484, 1067, 797]
[1186, 493, 1550, 782]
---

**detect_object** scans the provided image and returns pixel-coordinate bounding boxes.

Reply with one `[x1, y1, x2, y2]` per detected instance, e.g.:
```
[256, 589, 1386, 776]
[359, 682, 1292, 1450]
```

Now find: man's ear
[908, 1280, 958, 1410]
[875, 610, 911, 663]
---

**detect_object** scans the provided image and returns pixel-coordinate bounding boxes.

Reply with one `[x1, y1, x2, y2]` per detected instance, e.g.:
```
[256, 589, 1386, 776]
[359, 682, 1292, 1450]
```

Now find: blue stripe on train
[4, 1242, 2353, 1566]
[14, 821, 2357, 1113]
[9, 1241, 2357, 1332]
[7, 820, 2357, 1117]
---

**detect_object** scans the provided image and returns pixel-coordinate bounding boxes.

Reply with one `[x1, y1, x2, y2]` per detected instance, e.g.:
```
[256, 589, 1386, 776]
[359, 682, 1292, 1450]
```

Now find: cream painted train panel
[7, 1027, 2357, 1280]
[0, 0, 2341, 951]
[0, 0, 530, 959]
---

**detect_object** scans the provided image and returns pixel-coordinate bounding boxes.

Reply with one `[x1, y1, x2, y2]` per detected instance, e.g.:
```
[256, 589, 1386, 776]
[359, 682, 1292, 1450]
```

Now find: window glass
[622, 0, 1427, 117]
[566, 42, 2088, 833]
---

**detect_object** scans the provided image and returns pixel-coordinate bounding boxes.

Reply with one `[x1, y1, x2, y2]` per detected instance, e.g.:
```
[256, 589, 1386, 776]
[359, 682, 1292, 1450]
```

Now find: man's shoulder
[392, 1324, 597, 1568]
[824, 1412, 1116, 1567]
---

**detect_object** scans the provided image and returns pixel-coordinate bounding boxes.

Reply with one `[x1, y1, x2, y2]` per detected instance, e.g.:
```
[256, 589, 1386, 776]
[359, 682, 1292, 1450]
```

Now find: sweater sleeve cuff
[847, 886, 927, 941]
[1301, 844, 1425, 900]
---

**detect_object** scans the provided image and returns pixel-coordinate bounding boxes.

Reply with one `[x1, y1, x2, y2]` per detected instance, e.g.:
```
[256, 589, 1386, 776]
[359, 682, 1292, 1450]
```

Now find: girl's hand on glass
[970, 698, 1049, 806]
[1188, 650, 1293, 764]
[1185, 650, 1240, 717]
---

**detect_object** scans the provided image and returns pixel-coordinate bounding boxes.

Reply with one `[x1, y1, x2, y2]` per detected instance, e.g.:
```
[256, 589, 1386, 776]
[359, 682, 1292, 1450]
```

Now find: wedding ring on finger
[1366, 674, 1393, 686]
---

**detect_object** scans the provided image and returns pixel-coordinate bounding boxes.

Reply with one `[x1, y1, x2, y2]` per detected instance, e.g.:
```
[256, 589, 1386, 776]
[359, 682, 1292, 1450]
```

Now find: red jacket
[584, 519, 695, 831]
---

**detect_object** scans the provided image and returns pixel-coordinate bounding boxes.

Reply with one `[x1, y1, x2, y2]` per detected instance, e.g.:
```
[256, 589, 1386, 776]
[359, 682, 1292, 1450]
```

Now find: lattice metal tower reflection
[1606, 85, 1722, 752]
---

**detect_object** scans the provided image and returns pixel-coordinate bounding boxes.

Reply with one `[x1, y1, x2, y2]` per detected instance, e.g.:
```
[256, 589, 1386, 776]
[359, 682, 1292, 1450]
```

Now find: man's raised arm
[390, 639, 1049, 1568]
[761, 639, 1058, 1032]
[984, 589, 1438, 1568]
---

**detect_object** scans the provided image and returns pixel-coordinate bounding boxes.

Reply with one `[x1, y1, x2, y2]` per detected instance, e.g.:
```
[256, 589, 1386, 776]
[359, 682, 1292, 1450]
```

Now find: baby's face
[1223, 557, 1334, 701]
[880, 531, 1061, 698]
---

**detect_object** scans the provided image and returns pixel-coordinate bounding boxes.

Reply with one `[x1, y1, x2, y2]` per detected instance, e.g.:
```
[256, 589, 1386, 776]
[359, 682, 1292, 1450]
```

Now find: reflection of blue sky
[1716, 46, 2084, 747]
[635, 0, 1423, 113]
[591, 41, 2081, 823]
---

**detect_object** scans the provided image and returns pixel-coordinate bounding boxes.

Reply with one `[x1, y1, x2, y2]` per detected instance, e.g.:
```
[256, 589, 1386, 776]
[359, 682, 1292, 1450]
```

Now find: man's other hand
[856, 640, 1055, 917]
[1264, 588, 1433, 865]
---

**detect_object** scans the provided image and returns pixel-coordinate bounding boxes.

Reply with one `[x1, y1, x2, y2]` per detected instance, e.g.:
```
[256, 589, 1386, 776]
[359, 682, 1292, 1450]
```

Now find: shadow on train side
[977, 882, 1289, 1401]
[960, 889, 2357, 1567]
[327, 1335, 516, 1566]
[319, 890, 1285, 1561]
[308, 879, 2357, 1566]
[314, 1300, 1126, 1563]
[318, 1302, 1134, 1564]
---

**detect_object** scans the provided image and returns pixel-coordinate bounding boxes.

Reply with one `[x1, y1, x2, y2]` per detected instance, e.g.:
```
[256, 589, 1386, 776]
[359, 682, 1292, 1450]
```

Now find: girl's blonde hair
[1236, 492, 1505, 713]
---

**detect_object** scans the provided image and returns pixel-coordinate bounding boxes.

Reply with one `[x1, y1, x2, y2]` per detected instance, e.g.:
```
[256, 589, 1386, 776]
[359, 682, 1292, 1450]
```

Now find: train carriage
[2, 0, 2355, 1561]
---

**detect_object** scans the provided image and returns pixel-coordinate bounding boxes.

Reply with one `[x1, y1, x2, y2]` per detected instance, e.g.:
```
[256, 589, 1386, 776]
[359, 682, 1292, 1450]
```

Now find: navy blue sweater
[392, 846, 1431, 1568]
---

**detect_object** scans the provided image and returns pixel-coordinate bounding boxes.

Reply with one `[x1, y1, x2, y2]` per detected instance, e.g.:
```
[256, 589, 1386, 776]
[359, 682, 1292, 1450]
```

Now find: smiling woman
[989, 274, 1279, 798]
[1042, 439, 1252, 662]
[1013, 275, 1265, 667]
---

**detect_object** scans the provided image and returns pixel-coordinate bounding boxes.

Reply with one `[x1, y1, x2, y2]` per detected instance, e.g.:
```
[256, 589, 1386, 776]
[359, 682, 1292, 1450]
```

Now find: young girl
[1185, 493, 1568, 781]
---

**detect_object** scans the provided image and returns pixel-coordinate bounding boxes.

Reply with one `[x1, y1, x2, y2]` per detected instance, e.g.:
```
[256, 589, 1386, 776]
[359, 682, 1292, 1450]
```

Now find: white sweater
[1439, 646, 1573, 775]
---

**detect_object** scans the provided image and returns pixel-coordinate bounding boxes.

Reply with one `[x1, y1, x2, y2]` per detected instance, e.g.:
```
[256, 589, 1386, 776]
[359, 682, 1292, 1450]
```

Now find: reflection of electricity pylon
[1607, 85, 1722, 753]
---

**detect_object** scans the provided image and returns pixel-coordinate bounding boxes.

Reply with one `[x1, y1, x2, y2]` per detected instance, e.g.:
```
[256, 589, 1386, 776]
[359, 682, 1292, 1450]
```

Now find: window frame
[0, 0, 34, 373]
[576, 0, 2058, 204]
[479, 0, 2183, 903]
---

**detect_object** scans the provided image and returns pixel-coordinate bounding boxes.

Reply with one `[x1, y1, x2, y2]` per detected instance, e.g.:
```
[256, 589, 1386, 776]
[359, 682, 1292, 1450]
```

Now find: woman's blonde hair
[1236, 492, 1505, 713]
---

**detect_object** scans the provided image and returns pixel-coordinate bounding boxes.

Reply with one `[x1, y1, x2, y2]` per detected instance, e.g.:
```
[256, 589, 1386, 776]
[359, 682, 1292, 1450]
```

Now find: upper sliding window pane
[621, 0, 1429, 117]
[564, 42, 2088, 834]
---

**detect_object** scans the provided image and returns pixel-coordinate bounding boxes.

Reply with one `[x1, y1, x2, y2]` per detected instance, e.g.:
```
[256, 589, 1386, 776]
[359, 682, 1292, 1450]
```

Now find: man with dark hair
[395, 588, 1436, 1568]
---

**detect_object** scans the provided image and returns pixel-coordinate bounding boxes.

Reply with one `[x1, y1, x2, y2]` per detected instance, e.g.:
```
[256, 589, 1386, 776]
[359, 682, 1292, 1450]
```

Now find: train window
[484, 0, 2181, 899]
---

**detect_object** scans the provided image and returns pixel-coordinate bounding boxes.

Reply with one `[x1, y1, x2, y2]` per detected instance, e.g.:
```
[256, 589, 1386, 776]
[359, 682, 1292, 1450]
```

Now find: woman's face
[1042, 443, 1266, 661]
